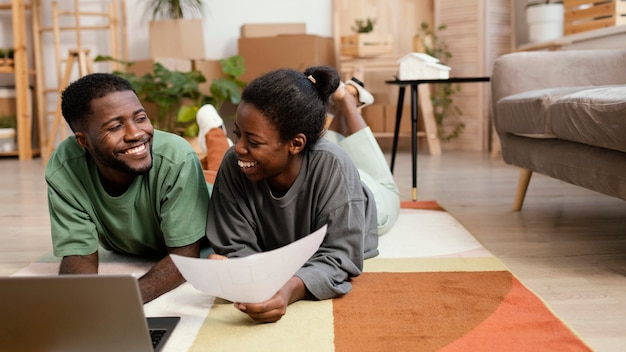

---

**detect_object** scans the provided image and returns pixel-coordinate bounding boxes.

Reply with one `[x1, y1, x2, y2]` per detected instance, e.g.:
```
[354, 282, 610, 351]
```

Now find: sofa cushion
[495, 86, 593, 137]
[550, 85, 626, 153]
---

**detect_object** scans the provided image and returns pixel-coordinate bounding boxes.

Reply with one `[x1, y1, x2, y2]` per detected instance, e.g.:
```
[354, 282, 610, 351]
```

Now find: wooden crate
[340, 34, 393, 57]
[564, 0, 626, 35]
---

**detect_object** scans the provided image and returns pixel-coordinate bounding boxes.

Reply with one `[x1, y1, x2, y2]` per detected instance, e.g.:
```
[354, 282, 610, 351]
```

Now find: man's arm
[138, 239, 201, 304]
[59, 252, 99, 274]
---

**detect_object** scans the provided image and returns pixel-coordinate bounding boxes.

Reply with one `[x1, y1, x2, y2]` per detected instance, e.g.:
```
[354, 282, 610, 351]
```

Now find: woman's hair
[241, 65, 341, 152]
[61, 73, 135, 132]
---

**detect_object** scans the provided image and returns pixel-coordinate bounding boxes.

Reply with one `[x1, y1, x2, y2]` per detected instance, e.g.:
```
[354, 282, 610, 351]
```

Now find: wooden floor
[2, 150, 626, 351]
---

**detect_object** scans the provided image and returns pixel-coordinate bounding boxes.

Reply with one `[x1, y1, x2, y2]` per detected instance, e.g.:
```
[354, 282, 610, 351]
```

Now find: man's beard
[93, 142, 154, 175]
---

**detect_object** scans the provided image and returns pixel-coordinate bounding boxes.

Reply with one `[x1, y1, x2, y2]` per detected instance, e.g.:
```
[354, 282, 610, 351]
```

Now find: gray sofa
[491, 49, 626, 210]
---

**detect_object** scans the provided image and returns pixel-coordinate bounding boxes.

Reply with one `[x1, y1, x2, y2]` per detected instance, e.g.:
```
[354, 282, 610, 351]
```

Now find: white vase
[526, 4, 564, 43]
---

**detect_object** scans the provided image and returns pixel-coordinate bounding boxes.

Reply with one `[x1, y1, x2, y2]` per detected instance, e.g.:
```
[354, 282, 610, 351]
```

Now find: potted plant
[145, 0, 207, 59]
[0, 48, 15, 67]
[176, 55, 246, 137]
[416, 21, 464, 141]
[525, 0, 564, 43]
[0, 114, 17, 152]
[144, 0, 204, 19]
[340, 17, 393, 57]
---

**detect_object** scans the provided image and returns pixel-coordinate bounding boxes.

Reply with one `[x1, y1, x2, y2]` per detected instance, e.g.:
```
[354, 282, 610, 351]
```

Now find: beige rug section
[191, 299, 334, 352]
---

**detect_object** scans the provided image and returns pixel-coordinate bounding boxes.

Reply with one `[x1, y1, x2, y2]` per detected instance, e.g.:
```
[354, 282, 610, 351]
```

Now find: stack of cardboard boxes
[237, 23, 335, 83]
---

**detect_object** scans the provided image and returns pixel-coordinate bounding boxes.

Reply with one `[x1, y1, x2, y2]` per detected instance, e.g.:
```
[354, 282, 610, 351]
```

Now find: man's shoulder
[46, 136, 87, 177]
[152, 130, 196, 161]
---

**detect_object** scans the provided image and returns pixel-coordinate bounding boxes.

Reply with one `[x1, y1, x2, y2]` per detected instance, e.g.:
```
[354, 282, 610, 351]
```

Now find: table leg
[411, 84, 418, 201]
[390, 86, 405, 174]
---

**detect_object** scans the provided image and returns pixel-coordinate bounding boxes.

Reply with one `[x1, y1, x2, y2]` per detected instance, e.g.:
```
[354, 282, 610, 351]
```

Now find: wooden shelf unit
[0, 0, 39, 160]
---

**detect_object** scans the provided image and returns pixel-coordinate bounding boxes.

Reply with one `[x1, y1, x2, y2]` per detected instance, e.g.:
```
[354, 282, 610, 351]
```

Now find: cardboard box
[149, 19, 206, 59]
[238, 35, 336, 82]
[126, 58, 193, 77]
[361, 103, 385, 133]
[385, 104, 412, 134]
[240, 23, 306, 38]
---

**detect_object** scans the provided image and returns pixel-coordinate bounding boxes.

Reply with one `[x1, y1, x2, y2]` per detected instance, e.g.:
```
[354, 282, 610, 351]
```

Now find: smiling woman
[205, 65, 400, 323]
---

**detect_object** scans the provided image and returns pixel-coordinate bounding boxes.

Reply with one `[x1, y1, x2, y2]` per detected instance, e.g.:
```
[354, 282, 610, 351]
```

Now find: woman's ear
[289, 133, 307, 154]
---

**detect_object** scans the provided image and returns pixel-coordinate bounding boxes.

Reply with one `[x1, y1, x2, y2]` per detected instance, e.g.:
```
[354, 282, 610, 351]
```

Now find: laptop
[0, 275, 180, 352]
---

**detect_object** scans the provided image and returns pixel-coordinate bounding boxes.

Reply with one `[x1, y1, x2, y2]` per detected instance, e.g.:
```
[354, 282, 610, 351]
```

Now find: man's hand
[234, 276, 307, 323]
[59, 252, 98, 274]
[138, 240, 201, 304]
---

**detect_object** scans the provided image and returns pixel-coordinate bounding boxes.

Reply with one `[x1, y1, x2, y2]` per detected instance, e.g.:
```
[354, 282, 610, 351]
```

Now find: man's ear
[290, 133, 307, 155]
[74, 131, 88, 149]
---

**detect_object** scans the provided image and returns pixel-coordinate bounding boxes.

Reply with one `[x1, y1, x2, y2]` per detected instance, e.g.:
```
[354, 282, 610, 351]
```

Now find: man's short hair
[61, 73, 135, 132]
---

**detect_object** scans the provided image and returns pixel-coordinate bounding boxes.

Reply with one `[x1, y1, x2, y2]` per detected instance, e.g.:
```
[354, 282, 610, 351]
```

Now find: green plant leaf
[177, 105, 198, 123]
[145, 0, 205, 20]
[220, 55, 246, 79]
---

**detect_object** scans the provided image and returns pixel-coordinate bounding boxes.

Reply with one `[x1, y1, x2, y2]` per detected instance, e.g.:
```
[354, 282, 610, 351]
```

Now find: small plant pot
[0, 128, 16, 152]
[526, 4, 564, 43]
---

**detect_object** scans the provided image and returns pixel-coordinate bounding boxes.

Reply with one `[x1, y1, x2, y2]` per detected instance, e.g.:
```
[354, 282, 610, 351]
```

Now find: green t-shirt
[46, 130, 209, 258]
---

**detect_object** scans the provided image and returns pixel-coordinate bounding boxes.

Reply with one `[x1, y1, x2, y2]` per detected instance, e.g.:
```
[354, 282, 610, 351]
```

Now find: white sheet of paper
[170, 225, 327, 303]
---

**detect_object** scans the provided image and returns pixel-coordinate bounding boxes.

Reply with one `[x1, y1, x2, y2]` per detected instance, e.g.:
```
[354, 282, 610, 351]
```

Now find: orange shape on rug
[439, 276, 592, 352]
[332, 271, 590, 352]
[333, 271, 511, 351]
[401, 200, 445, 211]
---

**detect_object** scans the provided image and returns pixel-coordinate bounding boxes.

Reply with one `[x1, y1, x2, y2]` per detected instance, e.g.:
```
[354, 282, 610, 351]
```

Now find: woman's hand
[208, 253, 228, 260]
[234, 276, 306, 323]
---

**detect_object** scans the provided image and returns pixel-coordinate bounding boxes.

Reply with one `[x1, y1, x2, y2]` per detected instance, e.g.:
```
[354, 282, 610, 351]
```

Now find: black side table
[385, 76, 490, 201]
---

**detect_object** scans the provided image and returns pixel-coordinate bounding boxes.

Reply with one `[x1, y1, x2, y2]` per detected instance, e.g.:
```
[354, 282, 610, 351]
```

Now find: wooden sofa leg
[513, 169, 532, 211]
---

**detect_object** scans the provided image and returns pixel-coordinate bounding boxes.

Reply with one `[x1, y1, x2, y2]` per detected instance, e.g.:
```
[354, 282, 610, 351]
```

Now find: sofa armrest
[491, 49, 626, 106]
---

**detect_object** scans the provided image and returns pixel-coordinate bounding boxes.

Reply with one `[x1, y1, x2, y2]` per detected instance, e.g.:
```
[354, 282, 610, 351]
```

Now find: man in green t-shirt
[46, 73, 210, 303]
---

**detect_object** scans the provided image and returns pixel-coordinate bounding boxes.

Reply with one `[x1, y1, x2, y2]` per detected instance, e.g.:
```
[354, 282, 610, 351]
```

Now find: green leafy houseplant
[176, 55, 246, 136]
[95, 55, 246, 137]
[0, 115, 17, 129]
[417, 21, 464, 141]
[144, 0, 205, 20]
[351, 18, 377, 33]
[0, 48, 15, 60]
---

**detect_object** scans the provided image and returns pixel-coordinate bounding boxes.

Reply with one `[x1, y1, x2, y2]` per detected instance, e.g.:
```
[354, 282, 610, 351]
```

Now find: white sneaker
[345, 77, 374, 108]
[196, 104, 230, 154]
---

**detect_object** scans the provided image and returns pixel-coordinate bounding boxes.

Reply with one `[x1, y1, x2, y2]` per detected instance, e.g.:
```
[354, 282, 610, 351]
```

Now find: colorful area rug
[15, 201, 591, 352]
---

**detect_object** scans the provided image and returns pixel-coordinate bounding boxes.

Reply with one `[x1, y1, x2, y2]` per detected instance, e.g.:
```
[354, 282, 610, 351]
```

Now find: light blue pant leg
[201, 181, 215, 258]
[325, 127, 400, 235]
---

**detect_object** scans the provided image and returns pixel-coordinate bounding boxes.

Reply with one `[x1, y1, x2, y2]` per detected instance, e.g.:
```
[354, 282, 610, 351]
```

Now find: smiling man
[45, 73, 209, 303]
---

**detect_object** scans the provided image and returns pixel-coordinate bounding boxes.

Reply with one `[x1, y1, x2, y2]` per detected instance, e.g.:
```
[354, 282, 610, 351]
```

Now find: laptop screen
[0, 275, 179, 352]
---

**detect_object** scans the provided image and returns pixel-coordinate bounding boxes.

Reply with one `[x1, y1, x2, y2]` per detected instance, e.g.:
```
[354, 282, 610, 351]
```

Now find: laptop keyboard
[150, 329, 167, 349]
